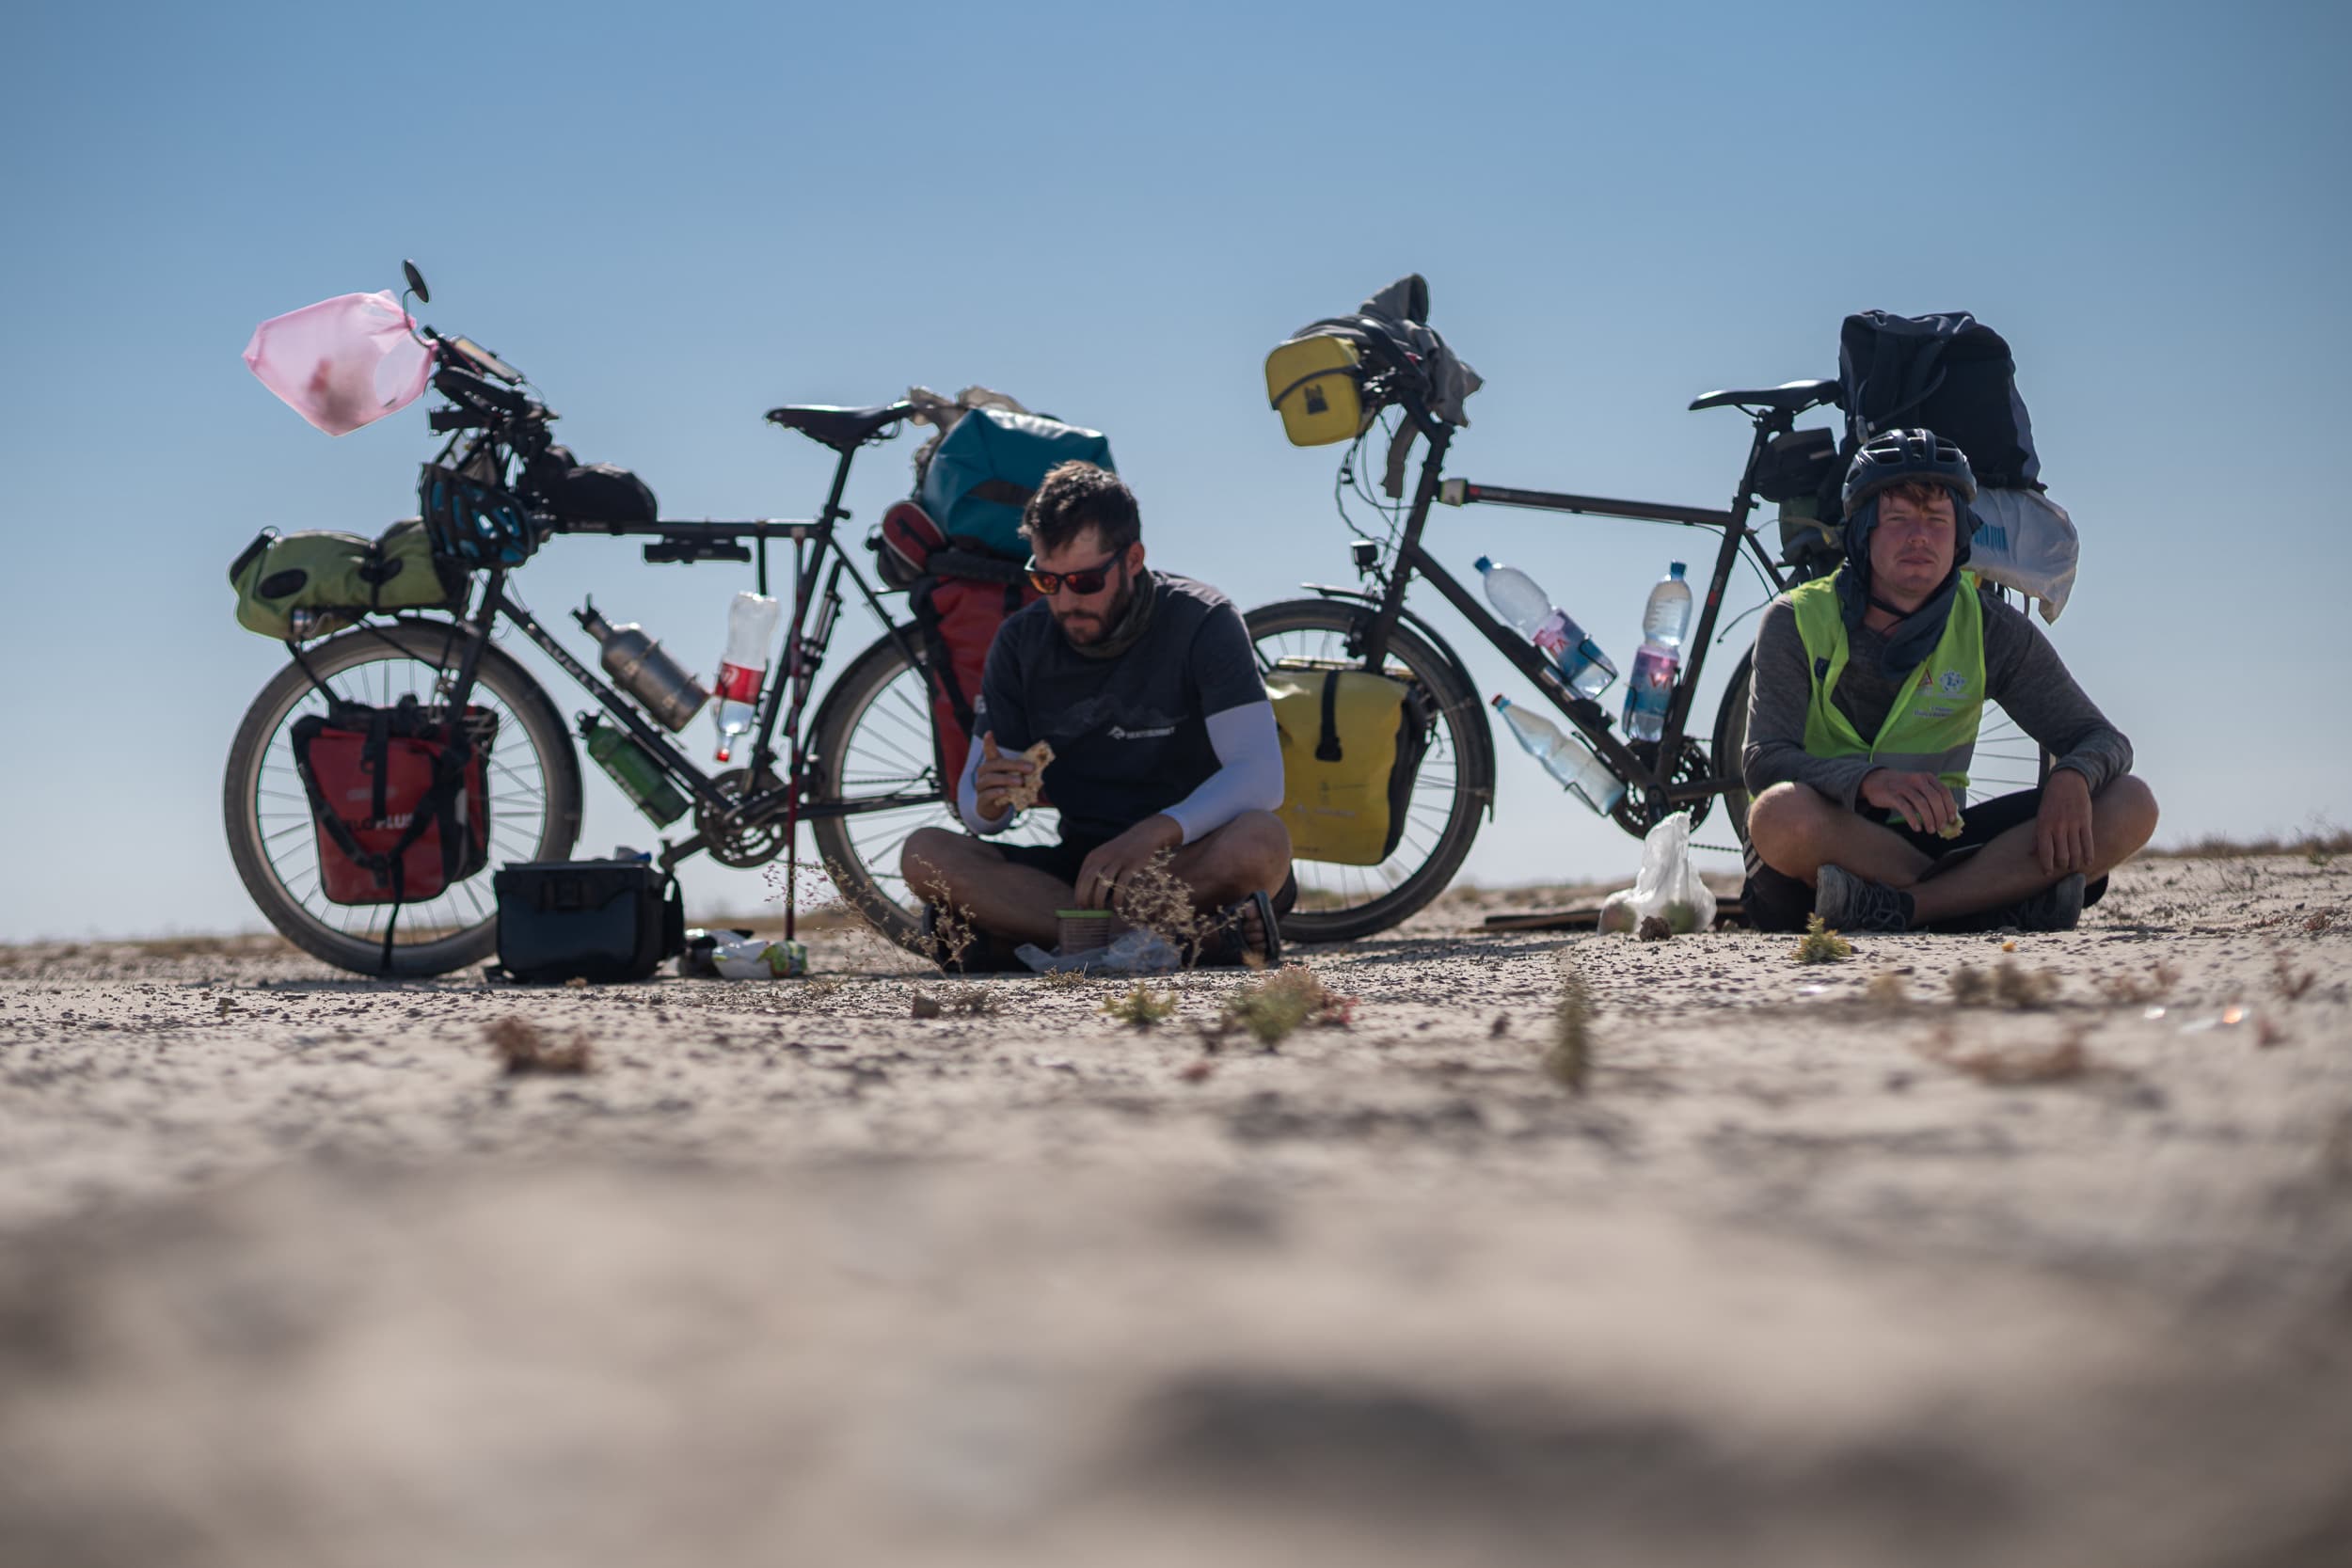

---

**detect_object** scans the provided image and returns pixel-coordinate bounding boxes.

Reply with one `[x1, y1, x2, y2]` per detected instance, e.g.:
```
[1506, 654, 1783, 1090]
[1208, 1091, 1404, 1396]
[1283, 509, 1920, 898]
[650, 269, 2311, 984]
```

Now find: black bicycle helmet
[1840, 428, 1978, 519]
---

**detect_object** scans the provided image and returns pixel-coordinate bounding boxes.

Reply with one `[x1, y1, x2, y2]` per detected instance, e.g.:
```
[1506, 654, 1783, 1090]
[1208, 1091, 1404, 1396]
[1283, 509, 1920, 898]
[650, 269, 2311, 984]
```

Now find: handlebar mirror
[401, 260, 431, 304]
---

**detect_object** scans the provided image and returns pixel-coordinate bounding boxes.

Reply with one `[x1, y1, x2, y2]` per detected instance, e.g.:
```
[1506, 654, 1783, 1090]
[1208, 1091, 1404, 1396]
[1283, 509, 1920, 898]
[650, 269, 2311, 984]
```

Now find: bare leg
[1164, 811, 1293, 913]
[1747, 783, 1933, 888]
[1909, 775, 2159, 923]
[899, 827, 1068, 950]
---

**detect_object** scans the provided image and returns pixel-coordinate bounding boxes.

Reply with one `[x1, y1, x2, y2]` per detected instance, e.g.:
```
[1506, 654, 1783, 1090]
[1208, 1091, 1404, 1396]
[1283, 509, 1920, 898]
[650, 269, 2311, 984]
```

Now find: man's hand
[1074, 816, 1184, 911]
[973, 732, 1034, 820]
[2035, 768, 2095, 876]
[1859, 768, 1960, 836]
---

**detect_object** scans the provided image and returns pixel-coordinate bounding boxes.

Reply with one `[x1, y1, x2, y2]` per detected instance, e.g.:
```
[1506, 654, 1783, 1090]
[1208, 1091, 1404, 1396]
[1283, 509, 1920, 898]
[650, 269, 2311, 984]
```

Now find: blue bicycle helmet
[1840, 428, 1977, 519]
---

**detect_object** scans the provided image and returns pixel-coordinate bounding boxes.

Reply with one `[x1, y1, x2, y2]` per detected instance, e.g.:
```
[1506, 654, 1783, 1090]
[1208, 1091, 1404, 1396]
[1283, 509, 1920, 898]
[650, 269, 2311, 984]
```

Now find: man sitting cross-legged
[901, 461, 1293, 967]
[1742, 429, 2159, 933]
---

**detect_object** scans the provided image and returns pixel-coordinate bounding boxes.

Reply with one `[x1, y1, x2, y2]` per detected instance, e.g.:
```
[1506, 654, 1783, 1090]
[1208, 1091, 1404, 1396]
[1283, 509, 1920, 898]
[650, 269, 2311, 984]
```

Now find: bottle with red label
[713, 591, 781, 764]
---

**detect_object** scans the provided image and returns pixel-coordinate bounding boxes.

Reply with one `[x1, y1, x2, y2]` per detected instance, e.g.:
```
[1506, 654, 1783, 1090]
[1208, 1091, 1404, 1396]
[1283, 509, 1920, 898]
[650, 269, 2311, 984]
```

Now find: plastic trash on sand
[1017, 927, 1183, 975]
[1597, 810, 1717, 935]
[244, 291, 437, 435]
[712, 936, 809, 978]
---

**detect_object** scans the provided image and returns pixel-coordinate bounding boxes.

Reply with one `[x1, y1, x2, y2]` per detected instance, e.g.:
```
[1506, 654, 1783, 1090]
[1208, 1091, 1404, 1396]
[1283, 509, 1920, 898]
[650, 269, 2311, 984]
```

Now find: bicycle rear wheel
[1245, 599, 1493, 942]
[805, 627, 1061, 945]
[223, 620, 582, 976]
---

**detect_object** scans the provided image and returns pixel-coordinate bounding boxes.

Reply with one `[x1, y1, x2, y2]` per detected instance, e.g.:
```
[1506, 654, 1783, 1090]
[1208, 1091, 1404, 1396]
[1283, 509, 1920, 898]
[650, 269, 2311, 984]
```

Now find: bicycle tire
[1244, 599, 1493, 942]
[805, 627, 1061, 946]
[223, 619, 583, 976]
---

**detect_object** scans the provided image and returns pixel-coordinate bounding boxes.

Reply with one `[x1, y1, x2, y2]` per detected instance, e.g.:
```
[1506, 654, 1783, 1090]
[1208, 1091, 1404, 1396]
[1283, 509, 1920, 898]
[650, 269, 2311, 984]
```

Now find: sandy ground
[3, 853, 2350, 1567]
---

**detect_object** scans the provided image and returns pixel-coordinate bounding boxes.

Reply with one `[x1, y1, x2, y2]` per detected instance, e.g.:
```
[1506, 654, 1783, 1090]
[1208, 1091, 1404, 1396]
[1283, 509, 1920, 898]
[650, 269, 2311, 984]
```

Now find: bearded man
[901, 461, 1293, 965]
[1741, 429, 2158, 932]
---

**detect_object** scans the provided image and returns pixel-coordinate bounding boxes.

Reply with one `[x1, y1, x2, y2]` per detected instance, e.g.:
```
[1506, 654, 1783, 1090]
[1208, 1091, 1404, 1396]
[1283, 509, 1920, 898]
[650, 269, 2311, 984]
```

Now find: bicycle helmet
[419, 463, 536, 567]
[1840, 428, 1977, 519]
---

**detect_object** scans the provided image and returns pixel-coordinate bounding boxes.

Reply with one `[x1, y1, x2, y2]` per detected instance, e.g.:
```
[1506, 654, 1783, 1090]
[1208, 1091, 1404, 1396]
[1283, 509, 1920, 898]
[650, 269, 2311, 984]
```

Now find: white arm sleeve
[956, 736, 1015, 835]
[1163, 701, 1285, 845]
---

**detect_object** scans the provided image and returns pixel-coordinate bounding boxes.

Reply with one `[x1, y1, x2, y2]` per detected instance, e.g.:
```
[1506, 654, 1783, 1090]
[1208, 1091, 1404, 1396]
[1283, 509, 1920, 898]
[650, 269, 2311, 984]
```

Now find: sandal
[1194, 889, 1282, 969]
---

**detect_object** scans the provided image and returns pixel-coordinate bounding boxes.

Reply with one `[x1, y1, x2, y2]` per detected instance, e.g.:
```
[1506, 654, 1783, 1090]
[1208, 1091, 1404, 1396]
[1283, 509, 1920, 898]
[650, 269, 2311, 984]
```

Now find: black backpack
[1837, 310, 2042, 490]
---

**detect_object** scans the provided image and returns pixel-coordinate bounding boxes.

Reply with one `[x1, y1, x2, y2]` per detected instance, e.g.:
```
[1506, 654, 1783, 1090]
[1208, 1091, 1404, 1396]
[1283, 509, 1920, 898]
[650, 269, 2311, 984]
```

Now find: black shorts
[993, 832, 1112, 888]
[1741, 786, 2108, 933]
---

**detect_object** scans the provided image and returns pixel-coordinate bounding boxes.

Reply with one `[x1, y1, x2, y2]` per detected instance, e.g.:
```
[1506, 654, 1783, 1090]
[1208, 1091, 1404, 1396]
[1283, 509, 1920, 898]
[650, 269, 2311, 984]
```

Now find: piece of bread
[1006, 740, 1054, 811]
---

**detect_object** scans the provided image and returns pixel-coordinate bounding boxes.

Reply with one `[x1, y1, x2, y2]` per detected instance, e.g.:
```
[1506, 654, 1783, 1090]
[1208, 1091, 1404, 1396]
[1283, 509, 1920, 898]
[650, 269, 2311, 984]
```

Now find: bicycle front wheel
[223, 619, 583, 976]
[1245, 599, 1493, 942]
[806, 627, 1060, 945]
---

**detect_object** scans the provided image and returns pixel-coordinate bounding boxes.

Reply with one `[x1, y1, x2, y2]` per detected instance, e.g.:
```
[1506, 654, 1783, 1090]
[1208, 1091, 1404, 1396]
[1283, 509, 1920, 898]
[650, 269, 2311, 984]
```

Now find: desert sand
[2, 852, 2349, 1567]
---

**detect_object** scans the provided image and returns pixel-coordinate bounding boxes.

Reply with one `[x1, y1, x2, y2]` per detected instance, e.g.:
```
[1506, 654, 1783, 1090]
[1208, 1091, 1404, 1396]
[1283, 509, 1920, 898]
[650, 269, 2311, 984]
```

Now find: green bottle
[580, 715, 690, 827]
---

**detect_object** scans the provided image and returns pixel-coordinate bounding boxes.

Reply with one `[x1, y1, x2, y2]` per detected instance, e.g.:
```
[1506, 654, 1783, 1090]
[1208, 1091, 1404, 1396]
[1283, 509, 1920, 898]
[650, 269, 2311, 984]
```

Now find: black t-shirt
[976, 571, 1264, 843]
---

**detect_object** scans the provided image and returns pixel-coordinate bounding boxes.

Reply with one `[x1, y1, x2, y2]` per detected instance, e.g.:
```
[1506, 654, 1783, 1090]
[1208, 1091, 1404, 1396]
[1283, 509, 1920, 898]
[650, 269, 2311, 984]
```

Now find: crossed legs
[901, 812, 1293, 952]
[1746, 775, 2159, 926]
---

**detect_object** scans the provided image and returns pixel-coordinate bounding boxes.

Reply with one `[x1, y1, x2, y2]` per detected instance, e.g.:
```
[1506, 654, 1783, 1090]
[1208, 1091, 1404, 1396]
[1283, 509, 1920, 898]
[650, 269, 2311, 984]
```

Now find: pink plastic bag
[242, 291, 436, 436]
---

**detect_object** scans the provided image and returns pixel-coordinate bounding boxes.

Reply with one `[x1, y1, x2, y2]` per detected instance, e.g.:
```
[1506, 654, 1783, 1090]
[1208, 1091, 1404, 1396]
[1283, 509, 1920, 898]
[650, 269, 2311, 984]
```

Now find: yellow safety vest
[1788, 569, 1985, 815]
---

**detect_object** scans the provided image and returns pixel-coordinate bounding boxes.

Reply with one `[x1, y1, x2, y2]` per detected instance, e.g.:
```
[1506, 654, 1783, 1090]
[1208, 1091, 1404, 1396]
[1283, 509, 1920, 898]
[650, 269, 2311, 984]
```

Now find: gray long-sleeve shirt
[1742, 586, 2132, 812]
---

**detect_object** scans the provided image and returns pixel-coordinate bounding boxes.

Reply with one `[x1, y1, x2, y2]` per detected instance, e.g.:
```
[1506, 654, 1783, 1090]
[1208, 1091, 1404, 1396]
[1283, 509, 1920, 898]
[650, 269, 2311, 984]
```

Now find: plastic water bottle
[1621, 562, 1691, 743]
[1492, 695, 1625, 815]
[713, 592, 780, 764]
[1473, 557, 1616, 699]
[1643, 562, 1693, 650]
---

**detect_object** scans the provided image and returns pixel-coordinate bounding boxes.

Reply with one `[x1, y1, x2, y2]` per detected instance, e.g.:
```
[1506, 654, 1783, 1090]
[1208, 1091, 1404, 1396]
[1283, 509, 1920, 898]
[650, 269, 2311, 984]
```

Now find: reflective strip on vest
[1788, 569, 1986, 818]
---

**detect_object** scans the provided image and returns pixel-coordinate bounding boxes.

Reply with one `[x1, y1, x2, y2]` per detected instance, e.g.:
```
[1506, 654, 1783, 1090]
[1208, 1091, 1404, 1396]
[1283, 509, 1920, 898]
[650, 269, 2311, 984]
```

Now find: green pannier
[229, 518, 468, 641]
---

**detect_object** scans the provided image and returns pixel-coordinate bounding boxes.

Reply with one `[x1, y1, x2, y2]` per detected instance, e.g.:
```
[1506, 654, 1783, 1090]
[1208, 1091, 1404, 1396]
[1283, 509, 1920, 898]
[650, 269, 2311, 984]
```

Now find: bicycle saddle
[764, 402, 914, 451]
[1687, 379, 1841, 413]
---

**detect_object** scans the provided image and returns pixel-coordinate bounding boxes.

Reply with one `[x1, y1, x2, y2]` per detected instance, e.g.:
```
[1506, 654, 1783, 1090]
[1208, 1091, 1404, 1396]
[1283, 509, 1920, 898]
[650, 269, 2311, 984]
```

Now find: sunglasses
[1025, 552, 1125, 596]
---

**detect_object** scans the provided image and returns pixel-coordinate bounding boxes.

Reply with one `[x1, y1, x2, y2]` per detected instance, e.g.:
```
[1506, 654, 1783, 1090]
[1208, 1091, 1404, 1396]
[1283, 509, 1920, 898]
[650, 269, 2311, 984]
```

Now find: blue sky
[3, 0, 2347, 939]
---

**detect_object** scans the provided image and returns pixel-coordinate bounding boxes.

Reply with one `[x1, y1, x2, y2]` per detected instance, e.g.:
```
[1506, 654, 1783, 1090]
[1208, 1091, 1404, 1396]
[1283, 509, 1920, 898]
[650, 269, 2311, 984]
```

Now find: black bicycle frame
[405, 431, 939, 937]
[1351, 395, 1798, 823]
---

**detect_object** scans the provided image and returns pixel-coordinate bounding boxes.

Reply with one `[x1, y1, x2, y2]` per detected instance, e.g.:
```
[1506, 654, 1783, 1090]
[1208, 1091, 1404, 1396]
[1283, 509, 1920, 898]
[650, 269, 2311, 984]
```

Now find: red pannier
[879, 500, 1043, 795]
[291, 698, 495, 905]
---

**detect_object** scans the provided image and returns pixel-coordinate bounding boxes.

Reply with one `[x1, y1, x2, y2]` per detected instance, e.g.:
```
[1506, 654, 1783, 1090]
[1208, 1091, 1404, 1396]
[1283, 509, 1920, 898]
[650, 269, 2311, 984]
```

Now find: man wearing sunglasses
[901, 462, 1293, 966]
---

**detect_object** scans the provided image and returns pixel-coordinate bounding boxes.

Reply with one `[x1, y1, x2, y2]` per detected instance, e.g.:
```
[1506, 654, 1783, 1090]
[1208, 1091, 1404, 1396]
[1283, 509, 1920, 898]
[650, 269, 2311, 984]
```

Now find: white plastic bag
[1600, 810, 1717, 934]
[1969, 488, 2078, 624]
[243, 291, 437, 436]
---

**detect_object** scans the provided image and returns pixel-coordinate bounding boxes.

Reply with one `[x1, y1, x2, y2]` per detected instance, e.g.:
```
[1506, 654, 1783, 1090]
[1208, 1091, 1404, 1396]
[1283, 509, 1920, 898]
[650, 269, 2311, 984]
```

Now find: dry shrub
[1636, 915, 1673, 942]
[1546, 964, 1593, 1093]
[1950, 959, 2058, 1009]
[1219, 965, 1356, 1047]
[1932, 1030, 2093, 1085]
[1102, 983, 1179, 1028]
[1791, 914, 1853, 964]
[1040, 968, 1090, 992]
[2099, 960, 2180, 1005]
[1865, 972, 1911, 1008]
[485, 1015, 593, 1075]
[1113, 850, 1208, 965]
[2273, 951, 2317, 1002]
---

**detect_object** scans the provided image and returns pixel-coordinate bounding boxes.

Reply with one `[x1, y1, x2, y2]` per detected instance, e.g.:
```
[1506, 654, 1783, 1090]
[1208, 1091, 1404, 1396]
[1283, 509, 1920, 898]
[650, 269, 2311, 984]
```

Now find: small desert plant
[1113, 849, 1209, 966]
[485, 1015, 594, 1075]
[1935, 1032, 2092, 1085]
[1951, 959, 2058, 1009]
[1865, 972, 1911, 1008]
[1218, 965, 1356, 1047]
[1791, 914, 1853, 963]
[2273, 951, 2316, 1002]
[2099, 960, 2180, 1005]
[1102, 983, 1179, 1027]
[1040, 968, 1091, 991]
[1546, 964, 1593, 1093]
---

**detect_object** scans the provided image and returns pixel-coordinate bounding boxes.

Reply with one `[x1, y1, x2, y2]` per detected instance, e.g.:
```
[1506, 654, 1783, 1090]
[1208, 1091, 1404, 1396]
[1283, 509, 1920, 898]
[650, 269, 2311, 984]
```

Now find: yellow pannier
[1267, 668, 1429, 865]
[1263, 334, 1365, 447]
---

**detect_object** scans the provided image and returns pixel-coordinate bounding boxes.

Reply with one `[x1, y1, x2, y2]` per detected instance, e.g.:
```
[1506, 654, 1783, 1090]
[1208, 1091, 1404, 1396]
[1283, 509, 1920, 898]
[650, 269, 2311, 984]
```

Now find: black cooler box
[494, 861, 684, 983]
